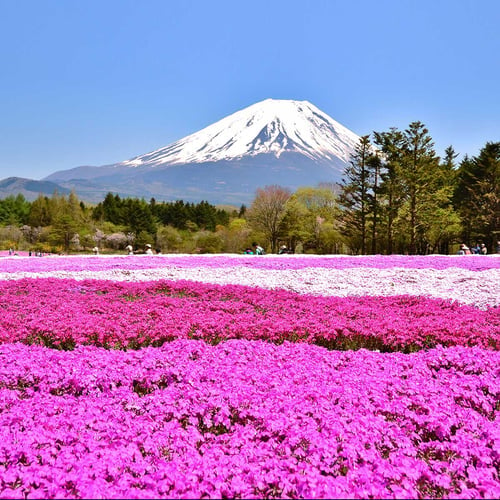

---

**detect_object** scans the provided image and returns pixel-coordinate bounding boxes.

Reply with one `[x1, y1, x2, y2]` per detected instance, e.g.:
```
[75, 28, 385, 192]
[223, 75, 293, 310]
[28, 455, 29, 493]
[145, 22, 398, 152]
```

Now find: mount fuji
[41, 99, 361, 204]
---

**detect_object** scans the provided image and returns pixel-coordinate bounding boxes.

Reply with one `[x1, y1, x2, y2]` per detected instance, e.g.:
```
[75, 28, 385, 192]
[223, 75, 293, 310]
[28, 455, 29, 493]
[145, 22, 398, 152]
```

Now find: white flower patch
[1, 265, 498, 309]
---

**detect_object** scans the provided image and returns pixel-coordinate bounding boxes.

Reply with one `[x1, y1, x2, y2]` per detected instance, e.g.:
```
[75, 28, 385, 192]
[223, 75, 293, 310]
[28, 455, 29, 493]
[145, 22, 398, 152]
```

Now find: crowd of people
[123, 243, 160, 255]
[458, 243, 488, 255]
[243, 243, 293, 255]
[244, 243, 265, 255]
[4, 241, 500, 257]
[93, 243, 159, 255]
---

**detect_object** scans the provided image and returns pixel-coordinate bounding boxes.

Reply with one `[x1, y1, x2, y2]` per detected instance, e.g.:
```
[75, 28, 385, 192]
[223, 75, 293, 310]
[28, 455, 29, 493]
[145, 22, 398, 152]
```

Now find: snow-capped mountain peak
[121, 98, 360, 167]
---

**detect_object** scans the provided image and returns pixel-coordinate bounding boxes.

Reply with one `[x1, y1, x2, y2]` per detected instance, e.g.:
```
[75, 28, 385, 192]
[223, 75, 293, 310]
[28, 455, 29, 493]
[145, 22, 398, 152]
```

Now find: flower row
[1, 253, 499, 275]
[0, 278, 498, 351]
[2, 265, 499, 309]
[0, 341, 499, 499]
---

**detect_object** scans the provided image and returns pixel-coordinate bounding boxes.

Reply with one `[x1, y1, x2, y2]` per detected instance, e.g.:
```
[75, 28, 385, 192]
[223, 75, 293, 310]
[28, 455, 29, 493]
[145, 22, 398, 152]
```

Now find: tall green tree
[29, 195, 52, 227]
[399, 122, 440, 254]
[373, 124, 460, 254]
[367, 153, 382, 254]
[339, 135, 373, 254]
[122, 198, 156, 236]
[280, 197, 310, 252]
[455, 142, 500, 250]
[373, 128, 406, 254]
[0, 194, 30, 225]
[46, 192, 87, 252]
[49, 213, 80, 252]
[287, 186, 340, 253]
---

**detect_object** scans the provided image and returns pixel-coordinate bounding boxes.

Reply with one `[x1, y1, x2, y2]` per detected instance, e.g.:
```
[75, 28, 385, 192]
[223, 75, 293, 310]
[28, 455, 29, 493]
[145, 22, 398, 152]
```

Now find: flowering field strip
[0, 341, 499, 499]
[0, 278, 498, 352]
[1, 254, 499, 274]
[1, 255, 499, 309]
[1, 254, 499, 499]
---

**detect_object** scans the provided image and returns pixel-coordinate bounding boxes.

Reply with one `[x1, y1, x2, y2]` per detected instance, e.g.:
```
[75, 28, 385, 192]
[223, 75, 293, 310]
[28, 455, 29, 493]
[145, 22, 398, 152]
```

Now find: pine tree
[400, 122, 440, 254]
[456, 142, 500, 250]
[339, 135, 374, 254]
[373, 128, 406, 254]
[367, 153, 382, 254]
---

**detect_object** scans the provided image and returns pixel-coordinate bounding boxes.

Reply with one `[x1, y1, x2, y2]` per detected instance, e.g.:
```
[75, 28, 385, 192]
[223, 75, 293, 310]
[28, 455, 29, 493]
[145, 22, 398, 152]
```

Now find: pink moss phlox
[0, 254, 499, 274]
[0, 342, 499, 498]
[0, 278, 497, 351]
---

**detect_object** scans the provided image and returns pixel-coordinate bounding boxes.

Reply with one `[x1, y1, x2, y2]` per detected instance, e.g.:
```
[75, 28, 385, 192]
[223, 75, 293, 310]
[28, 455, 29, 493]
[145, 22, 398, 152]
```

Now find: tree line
[0, 122, 498, 255]
[338, 123, 498, 254]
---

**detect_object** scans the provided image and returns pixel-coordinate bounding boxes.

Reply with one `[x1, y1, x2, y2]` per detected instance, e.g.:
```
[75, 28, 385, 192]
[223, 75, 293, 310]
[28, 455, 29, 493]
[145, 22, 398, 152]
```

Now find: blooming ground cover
[0, 254, 498, 498]
[1, 254, 499, 309]
[1, 278, 499, 352]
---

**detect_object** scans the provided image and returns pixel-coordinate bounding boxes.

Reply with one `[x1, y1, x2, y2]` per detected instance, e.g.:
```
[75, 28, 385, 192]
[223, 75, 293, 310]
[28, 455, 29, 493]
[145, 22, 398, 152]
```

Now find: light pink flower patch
[2, 255, 498, 308]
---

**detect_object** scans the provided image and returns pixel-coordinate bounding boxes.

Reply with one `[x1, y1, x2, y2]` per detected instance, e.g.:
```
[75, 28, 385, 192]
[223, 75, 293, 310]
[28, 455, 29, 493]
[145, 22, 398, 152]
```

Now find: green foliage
[339, 135, 375, 254]
[338, 123, 462, 255]
[152, 199, 229, 231]
[0, 194, 30, 226]
[48, 214, 80, 252]
[134, 230, 154, 250]
[0, 138, 496, 256]
[455, 142, 499, 251]
[220, 218, 253, 253]
[194, 231, 224, 253]
[282, 186, 340, 253]
[247, 185, 292, 253]
[156, 225, 183, 253]
[28, 195, 52, 227]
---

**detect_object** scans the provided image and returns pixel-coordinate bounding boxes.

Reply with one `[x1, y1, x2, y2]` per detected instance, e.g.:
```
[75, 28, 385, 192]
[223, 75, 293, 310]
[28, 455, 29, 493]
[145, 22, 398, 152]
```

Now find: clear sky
[1, 0, 499, 180]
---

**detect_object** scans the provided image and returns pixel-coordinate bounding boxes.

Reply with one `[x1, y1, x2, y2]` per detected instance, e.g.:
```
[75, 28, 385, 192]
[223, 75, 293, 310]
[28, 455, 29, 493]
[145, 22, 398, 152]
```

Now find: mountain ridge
[113, 99, 360, 168]
[0, 177, 70, 201]
[5, 99, 362, 204]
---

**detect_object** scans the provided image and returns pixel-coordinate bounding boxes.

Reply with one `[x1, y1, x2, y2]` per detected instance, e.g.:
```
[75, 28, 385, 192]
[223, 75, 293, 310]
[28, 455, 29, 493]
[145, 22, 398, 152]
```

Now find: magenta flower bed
[0, 278, 498, 351]
[1, 255, 499, 499]
[0, 254, 499, 274]
[0, 341, 499, 499]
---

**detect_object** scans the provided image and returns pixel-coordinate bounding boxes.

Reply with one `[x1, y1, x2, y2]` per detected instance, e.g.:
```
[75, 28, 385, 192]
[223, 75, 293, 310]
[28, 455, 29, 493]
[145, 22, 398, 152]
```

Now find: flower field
[0, 254, 499, 498]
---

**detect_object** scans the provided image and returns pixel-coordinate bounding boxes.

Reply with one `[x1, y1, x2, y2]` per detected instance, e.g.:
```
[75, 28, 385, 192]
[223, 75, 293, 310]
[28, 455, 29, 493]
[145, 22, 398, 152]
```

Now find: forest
[0, 122, 498, 255]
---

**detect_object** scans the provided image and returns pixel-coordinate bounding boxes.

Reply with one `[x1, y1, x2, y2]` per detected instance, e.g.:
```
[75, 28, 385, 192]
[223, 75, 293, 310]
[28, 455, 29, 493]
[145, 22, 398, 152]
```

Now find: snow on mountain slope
[120, 99, 360, 167]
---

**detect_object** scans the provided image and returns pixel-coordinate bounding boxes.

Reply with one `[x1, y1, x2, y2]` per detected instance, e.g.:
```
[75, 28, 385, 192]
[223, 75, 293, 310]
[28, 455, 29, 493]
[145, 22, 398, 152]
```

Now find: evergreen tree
[0, 194, 30, 225]
[367, 153, 382, 254]
[441, 146, 459, 185]
[122, 198, 156, 236]
[50, 213, 80, 252]
[399, 122, 440, 254]
[29, 195, 52, 227]
[455, 142, 500, 250]
[373, 128, 406, 254]
[339, 135, 373, 254]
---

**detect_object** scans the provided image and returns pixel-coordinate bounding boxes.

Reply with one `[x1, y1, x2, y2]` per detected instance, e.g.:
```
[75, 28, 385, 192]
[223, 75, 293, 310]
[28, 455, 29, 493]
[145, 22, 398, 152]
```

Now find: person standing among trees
[458, 244, 472, 255]
[253, 243, 265, 255]
[278, 245, 289, 255]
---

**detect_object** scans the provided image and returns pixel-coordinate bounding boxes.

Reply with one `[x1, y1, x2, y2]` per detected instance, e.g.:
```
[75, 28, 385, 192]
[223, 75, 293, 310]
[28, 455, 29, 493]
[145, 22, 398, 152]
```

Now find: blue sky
[1, 0, 499, 180]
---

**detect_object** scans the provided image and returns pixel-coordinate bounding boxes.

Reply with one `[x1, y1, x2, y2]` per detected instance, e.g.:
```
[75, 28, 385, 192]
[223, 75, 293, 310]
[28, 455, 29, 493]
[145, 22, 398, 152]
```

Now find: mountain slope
[42, 98, 361, 203]
[0, 177, 70, 201]
[117, 99, 360, 167]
